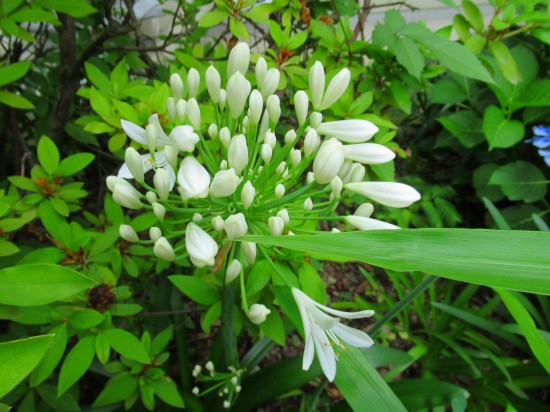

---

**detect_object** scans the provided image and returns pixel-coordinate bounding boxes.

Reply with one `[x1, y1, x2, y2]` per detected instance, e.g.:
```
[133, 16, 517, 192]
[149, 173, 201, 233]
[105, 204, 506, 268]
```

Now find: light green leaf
[438, 111, 484, 147]
[298, 263, 325, 304]
[246, 259, 271, 296]
[104, 329, 150, 364]
[0, 61, 31, 87]
[0, 90, 34, 109]
[93, 371, 138, 407]
[462, 0, 484, 32]
[496, 289, 550, 374]
[58, 153, 95, 176]
[259, 305, 285, 346]
[37, 135, 59, 175]
[391, 37, 424, 79]
[69, 308, 104, 329]
[483, 105, 525, 149]
[30, 324, 68, 387]
[41, 0, 97, 17]
[335, 347, 406, 412]
[0, 335, 54, 397]
[244, 229, 550, 295]
[0, 264, 96, 306]
[0, 240, 19, 257]
[151, 378, 184, 408]
[58, 334, 96, 395]
[198, 10, 229, 27]
[169, 275, 220, 305]
[488, 41, 521, 85]
[489, 161, 548, 203]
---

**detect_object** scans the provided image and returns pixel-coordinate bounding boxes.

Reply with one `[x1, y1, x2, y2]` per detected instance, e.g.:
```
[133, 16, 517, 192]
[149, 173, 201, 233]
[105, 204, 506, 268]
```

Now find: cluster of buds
[108, 42, 420, 324]
[192, 362, 243, 408]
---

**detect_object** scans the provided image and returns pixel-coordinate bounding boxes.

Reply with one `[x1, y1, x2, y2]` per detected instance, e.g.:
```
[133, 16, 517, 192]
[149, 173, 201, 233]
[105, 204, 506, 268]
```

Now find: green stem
[221, 281, 239, 368]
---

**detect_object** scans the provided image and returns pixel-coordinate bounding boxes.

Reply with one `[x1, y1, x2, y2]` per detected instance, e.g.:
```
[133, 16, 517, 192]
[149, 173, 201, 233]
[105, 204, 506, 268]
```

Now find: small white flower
[218, 89, 227, 109]
[303, 198, 313, 211]
[177, 156, 211, 199]
[266, 95, 281, 123]
[310, 112, 323, 129]
[247, 303, 271, 325]
[345, 182, 421, 208]
[227, 42, 250, 77]
[264, 130, 276, 149]
[166, 97, 176, 123]
[275, 184, 285, 199]
[354, 203, 374, 218]
[192, 387, 200, 396]
[124, 147, 144, 183]
[317, 120, 379, 143]
[211, 215, 225, 231]
[146, 191, 157, 204]
[154, 237, 175, 261]
[206, 65, 221, 103]
[285, 129, 297, 146]
[225, 259, 242, 283]
[309, 61, 325, 110]
[113, 184, 142, 209]
[119, 224, 139, 242]
[304, 129, 320, 157]
[241, 182, 255, 210]
[277, 209, 289, 225]
[228, 134, 248, 175]
[208, 123, 218, 139]
[342, 143, 395, 164]
[276, 162, 286, 176]
[149, 226, 162, 243]
[347, 163, 366, 183]
[154, 168, 171, 201]
[313, 138, 345, 184]
[242, 241, 256, 264]
[320, 68, 350, 110]
[170, 73, 184, 100]
[255, 56, 267, 85]
[186, 98, 201, 130]
[249, 89, 263, 124]
[268, 216, 285, 236]
[346, 215, 400, 230]
[292, 288, 375, 382]
[219, 127, 231, 148]
[187, 68, 200, 99]
[193, 213, 203, 222]
[152, 202, 166, 221]
[224, 213, 248, 239]
[176, 99, 187, 122]
[209, 169, 241, 197]
[260, 68, 280, 99]
[185, 223, 218, 268]
[295, 90, 309, 126]
[290, 149, 302, 168]
[331, 176, 343, 198]
[306, 172, 315, 185]
[205, 361, 214, 372]
[227, 72, 251, 119]
[261, 144, 272, 164]
[118, 150, 177, 190]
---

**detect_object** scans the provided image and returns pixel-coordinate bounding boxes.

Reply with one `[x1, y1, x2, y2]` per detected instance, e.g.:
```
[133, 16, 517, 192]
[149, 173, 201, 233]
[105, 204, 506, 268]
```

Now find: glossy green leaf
[0, 264, 96, 306]
[390, 379, 470, 410]
[57, 153, 95, 176]
[58, 334, 96, 395]
[37, 135, 59, 175]
[30, 324, 68, 387]
[169, 275, 220, 305]
[104, 329, 150, 364]
[489, 161, 548, 203]
[244, 229, 550, 295]
[0, 335, 54, 397]
[0, 61, 31, 87]
[483, 105, 525, 149]
[93, 371, 138, 407]
[0, 90, 34, 109]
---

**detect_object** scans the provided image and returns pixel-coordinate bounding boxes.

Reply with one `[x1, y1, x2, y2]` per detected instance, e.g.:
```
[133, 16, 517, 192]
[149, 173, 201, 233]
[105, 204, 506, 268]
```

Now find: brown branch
[352, 0, 373, 42]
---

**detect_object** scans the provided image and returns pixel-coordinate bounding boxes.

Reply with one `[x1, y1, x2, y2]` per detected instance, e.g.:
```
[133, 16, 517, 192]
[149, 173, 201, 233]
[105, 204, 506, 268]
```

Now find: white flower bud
[304, 128, 320, 157]
[275, 184, 285, 198]
[346, 215, 400, 230]
[225, 259, 241, 284]
[205, 361, 214, 372]
[154, 237, 175, 261]
[276, 209, 290, 225]
[205, 65, 221, 103]
[241, 181, 255, 210]
[164, 146, 178, 171]
[208, 123, 218, 139]
[224, 213, 248, 239]
[227, 72, 251, 119]
[345, 182, 421, 208]
[236, 386, 241, 393]
[119, 224, 139, 242]
[258, 144, 270, 164]
[249, 89, 263, 124]
[282, 168, 289, 180]
[227, 42, 250, 77]
[185, 223, 219, 268]
[313, 138, 345, 184]
[255, 57, 267, 86]
[186, 68, 200, 99]
[107, 176, 132, 192]
[146, 191, 157, 204]
[186, 98, 201, 130]
[310, 112, 323, 129]
[343, 143, 395, 164]
[178, 156, 211, 199]
[125, 147, 144, 183]
[303, 197, 313, 211]
[242, 241, 256, 264]
[247, 303, 271, 325]
[285, 129, 297, 146]
[113, 184, 142, 209]
[317, 120, 378, 143]
[260, 68, 280, 99]
[264, 130, 276, 148]
[220, 160, 228, 170]
[211, 215, 224, 231]
[320, 68, 350, 110]
[294, 90, 309, 126]
[223, 401, 230, 409]
[338, 159, 353, 182]
[149, 226, 162, 243]
[276, 161, 286, 175]
[268, 216, 285, 236]
[219, 127, 231, 148]
[166, 97, 176, 123]
[193, 213, 202, 222]
[266, 95, 280, 124]
[331, 176, 343, 198]
[345, 163, 365, 184]
[290, 149, 301, 168]
[218, 89, 227, 110]
[209, 168, 241, 197]
[331, 228, 341, 233]
[355, 203, 374, 218]
[242, 116, 250, 131]
[153, 168, 171, 201]
[192, 387, 200, 396]
[309, 61, 325, 110]
[146, 124, 157, 153]
[228, 135, 248, 175]
[152, 202, 166, 221]
[170, 73, 184, 100]
[306, 171, 315, 184]
[231, 377, 238, 386]
[176, 99, 187, 122]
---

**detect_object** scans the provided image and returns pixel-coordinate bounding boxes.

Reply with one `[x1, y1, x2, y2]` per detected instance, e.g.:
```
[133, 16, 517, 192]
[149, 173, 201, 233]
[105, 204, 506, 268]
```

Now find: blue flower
[526, 126, 550, 166]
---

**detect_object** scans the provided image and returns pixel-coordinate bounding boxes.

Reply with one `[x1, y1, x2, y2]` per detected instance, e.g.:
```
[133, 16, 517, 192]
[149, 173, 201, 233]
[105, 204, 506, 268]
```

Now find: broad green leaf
[41, 0, 97, 17]
[169, 275, 220, 305]
[269, 20, 284, 48]
[198, 10, 229, 27]
[438, 111, 484, 148]
[69, 308, 104, 329]
[473, 164, 504, 202]
[36, 384, 80, 411]
[496, 289, 550, 374]
[0, 335, 54, 397]
[104, 328, 150, 364]
[483, 105, 525, 149]
[0, 90, 34, 109]
[489, 161, 548, 203]
[488, 41, 521, 85]
[58, 334, 96, 395]
[30, 324, 68, 387]
[151, 378, 184, 408]
[50, 197, 69, 217]
[390, 378, 470, 410]
[85, 62, 112, 94]
[391, 37, 424, 79]
[0, 61, 31, 87]
[8, 175, 37, 191]
[0, 264, 96, 306]
[57, 153, 95, 176]
[259, 305, 285, 345]
[37, 135, 59, 175]
[93, 371, 138, 407]
[462, 0, 484, 32]
[431, 79, 467, 105]
[335, 347, 406, 412]
[230, 18, 248, 40]
[245, 259, 271, 296]
[298, 263, 325, 303]
[89, 87, 112, 120]
[95, 331, 110, 364]
[0, 240, 19, 257]
[244, 229, 550, 295]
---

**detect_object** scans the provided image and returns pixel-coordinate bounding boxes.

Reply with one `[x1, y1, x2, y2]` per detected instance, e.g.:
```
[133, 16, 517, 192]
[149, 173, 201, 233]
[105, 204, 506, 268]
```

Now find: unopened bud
[225, 259, 241, 283]
[152, 202, 166, 221]
[275, 184, 285, 198]
[211, 215, 225, 231]
[295, 90, 309, 125]
[247, 303, 271, 325]
[268, 216, 285, 236]
[205, 65, 221, 103]
[154, 168, 171, 201]
[186, 98, 201, 130]
[261, 144, 272, 164]
[125, 147, 144, 183]
[149, 226, 162, 243]
[170, 73, 184, 100]
[241, 181, 255, 210]
[166, 97, 176, 123]
[303, 197, 313, 211]
[119, 224, 139, 242]
[154, 237, 175, 261]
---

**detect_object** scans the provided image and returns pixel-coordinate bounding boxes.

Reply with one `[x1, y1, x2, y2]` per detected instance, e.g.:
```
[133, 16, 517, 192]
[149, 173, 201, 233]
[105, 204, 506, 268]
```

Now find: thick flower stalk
[107, 43, 420, 339]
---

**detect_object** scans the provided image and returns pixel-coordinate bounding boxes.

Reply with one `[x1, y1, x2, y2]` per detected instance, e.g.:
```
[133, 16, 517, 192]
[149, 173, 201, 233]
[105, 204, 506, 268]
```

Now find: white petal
[121, 119, 147, 145]
[302, 335, 315, 371]
[342, 143, 395, 164]
[292, 288, 312, 345]
[345, 182, 421, 208]
[312, 324, 337, 382]
[332, 323, 374, 348]
[317, 120, 378, 143]
[148, 114, 170, 144]
[170, 125, 199, 152]
[346, 216, 400, 230]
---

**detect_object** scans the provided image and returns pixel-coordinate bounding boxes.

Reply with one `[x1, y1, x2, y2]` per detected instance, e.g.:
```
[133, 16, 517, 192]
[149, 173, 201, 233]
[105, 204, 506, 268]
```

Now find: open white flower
[292, 288, 375, 382]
